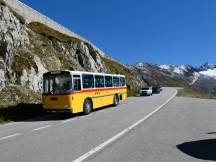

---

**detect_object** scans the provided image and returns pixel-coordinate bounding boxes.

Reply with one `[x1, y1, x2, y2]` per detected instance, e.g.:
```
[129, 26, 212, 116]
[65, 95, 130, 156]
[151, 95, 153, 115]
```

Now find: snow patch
[137, 62, 145, 67]
[173, 67, 184, 74]
[159, 65, 171, 71]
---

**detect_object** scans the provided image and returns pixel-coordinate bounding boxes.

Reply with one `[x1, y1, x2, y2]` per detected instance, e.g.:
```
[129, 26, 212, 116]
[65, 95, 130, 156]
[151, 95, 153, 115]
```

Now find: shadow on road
[0, 103, 79, 122]
[0, 103, 114, 123]
[0, 103, 45, 122]
[177, 139, 216, 161]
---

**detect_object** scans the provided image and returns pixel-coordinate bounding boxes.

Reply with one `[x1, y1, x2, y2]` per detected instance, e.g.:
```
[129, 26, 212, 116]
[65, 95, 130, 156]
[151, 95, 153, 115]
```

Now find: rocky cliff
[0, 2, 144, 107]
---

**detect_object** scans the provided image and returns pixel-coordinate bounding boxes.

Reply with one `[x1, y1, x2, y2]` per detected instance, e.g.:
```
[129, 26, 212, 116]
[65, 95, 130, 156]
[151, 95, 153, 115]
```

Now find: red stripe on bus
[43, 87, 127, 96]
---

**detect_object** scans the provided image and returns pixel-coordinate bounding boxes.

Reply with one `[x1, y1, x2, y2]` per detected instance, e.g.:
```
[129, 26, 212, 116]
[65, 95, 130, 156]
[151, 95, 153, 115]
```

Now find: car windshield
[43, 73, 72, 94]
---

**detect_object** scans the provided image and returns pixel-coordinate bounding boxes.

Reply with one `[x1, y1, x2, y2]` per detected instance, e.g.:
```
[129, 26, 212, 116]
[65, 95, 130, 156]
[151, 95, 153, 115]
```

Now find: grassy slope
[28, 22, 80, 42]
[177, 87, 216, 99]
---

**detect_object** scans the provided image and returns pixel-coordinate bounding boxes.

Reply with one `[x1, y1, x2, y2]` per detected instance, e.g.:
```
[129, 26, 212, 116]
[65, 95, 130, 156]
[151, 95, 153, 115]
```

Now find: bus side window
[82, 74, 94, 89]
[113, 76, 120, 87]
[120, 77, 126, 86]
[95, 75, 105, 88]
[105, 76, 113, 87]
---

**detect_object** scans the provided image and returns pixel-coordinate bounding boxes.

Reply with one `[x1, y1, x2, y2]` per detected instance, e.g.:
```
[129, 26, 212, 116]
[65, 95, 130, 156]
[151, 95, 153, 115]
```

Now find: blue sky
[20, 0, 216, 67]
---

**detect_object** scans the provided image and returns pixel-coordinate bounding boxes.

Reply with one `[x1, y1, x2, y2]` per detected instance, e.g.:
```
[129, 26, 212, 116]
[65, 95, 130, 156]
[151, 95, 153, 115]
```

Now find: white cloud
[199, 68, 216, 79]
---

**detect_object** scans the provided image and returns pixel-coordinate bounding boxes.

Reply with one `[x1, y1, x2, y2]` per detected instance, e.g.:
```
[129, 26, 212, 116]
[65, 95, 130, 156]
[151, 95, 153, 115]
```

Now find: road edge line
[0, 133, 21, 141]
[32, 125, 52, 131]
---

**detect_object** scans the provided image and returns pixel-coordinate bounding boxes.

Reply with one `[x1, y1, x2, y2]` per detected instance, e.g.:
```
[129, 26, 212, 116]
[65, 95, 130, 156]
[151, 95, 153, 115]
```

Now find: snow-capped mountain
[131, 62, 216, 96]
[157, 63, 216, 80]
[199, 62, 216, 79]
[159, 64, 196, 75]
[159, 64, 184, 74]
[200, 62, 216, 70]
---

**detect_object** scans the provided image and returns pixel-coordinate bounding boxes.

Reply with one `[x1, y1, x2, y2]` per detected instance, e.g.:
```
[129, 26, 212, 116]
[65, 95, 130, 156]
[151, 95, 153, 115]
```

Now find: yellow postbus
[42, 70, 127, 114]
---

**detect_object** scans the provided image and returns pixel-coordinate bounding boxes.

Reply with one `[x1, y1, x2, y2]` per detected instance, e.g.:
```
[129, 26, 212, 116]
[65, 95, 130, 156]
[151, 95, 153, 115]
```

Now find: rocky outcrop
[0, 4, 29, 89]
[0, 3, 107, 90]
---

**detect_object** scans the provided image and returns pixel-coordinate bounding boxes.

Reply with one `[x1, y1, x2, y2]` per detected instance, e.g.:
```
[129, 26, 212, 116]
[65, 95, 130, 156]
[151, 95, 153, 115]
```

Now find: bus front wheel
[113, 94, 119, 106]
[83, 99, 92, 115]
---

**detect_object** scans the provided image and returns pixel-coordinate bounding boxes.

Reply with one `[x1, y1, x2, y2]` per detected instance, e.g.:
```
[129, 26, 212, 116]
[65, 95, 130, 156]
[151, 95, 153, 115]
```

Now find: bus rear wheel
[113, 94, 119, 106]
[83, 99, 92, 115]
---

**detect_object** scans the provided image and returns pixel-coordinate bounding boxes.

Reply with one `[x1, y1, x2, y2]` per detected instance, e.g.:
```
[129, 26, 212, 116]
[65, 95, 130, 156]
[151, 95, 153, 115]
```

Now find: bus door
[72, 75, 82, 112]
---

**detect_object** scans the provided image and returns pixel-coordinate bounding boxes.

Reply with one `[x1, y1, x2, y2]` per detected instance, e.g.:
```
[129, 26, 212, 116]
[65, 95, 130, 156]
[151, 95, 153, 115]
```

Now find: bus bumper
[43, 105, 73, 113]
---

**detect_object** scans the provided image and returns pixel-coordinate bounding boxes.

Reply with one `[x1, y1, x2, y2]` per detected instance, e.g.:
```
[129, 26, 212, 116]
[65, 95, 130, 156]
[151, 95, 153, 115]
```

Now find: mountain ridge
[132, 61, 216, 95]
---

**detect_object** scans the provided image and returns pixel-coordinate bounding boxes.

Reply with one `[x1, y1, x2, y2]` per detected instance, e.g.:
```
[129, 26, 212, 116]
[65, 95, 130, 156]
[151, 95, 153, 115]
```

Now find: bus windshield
[43, 73, 72, 94]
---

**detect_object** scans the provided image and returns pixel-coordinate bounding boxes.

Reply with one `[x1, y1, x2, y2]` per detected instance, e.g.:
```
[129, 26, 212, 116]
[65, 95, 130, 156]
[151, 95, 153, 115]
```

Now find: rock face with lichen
[0, 4, 29, 89]
[0, 3, 144, 107]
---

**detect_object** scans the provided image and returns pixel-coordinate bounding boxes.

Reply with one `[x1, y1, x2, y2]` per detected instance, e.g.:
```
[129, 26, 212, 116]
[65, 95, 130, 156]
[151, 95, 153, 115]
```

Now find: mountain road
[0, 87, 215, 162]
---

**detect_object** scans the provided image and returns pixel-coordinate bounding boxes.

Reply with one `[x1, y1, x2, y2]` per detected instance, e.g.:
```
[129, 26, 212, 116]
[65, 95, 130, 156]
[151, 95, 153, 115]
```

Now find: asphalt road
[0, 87, 215, 162]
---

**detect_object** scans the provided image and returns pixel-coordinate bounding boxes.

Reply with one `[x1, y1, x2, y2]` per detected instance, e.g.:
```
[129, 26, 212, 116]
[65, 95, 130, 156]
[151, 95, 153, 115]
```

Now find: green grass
[27, 22, 85, 71]
[177, 87, 216, 99]
[28, 22, 80, 42]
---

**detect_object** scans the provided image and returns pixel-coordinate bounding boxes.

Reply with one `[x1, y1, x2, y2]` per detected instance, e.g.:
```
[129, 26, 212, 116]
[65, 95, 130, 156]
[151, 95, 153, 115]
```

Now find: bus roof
[43, 70, 125, 77]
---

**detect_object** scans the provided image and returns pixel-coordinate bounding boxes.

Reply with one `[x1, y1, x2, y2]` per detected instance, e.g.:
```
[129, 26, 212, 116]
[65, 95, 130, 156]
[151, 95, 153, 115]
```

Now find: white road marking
[72, 90, 177, 162]
[0, 133, 21, 141]
[62, 118, 77, 123]
[32, 125, 52, 131]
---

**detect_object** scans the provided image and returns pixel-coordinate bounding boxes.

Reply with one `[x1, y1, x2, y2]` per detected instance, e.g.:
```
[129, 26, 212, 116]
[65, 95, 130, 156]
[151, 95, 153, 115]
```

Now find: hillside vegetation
[177, 87, 216, 99]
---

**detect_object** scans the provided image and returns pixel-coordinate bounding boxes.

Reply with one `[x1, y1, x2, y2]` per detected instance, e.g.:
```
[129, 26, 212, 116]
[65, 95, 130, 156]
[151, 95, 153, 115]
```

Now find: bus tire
[83, 99, 92, 115]
[113, 94, 119, 106]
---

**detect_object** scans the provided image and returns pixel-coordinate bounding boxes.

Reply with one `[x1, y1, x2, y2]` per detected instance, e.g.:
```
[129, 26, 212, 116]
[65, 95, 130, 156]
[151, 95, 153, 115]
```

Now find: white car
[140, 87, 153, 96]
